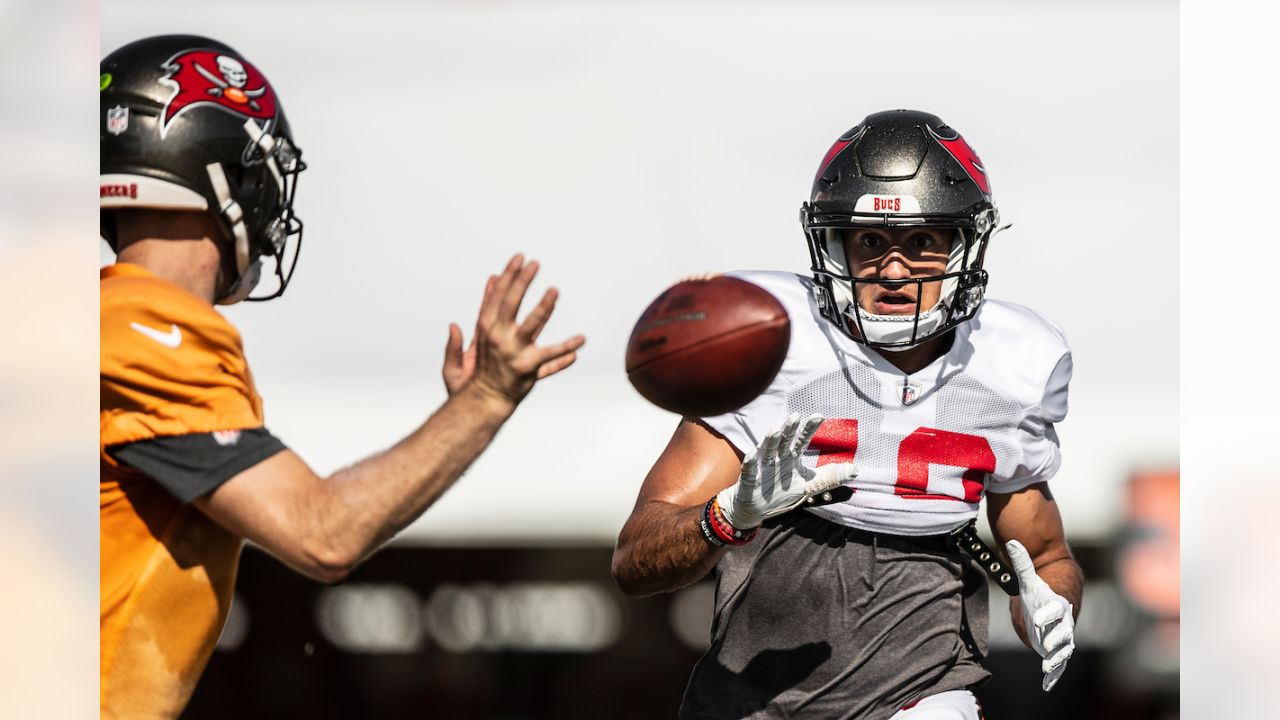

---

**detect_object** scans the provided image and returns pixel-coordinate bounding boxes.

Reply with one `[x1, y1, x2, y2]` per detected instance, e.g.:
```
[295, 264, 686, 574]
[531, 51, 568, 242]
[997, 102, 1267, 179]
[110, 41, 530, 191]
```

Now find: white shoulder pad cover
[968, 300, 1073, 492]
[961, 300, 1071, 413]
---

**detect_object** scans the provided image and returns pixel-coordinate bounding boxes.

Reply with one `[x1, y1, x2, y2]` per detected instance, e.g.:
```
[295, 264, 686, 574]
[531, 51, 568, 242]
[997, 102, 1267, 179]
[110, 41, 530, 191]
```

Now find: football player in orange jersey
[99, 35, 585, 719]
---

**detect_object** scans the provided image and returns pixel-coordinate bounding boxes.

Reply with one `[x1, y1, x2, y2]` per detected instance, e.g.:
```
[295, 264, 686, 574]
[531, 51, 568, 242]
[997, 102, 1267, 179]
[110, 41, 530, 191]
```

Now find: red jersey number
[810, 420, 993, 503]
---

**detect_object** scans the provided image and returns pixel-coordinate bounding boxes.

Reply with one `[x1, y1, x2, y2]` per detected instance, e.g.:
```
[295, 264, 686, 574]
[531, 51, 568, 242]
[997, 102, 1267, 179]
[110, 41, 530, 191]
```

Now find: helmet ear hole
[222, 162, 247, 190]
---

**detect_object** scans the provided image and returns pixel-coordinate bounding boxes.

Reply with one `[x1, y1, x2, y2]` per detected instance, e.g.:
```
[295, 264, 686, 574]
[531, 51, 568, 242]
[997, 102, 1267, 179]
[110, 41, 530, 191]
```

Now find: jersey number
[810, 419, 993, 503]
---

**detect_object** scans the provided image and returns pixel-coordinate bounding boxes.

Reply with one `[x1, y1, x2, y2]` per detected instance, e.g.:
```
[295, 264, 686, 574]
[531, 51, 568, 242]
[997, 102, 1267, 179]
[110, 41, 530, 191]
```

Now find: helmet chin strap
[205, 161, 260, 305]
[218, 259, 262, 305]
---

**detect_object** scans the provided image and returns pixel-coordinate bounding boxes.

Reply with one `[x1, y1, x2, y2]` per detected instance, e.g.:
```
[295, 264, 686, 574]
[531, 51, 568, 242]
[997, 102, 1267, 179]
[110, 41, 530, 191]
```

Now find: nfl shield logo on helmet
[107, 105, 129, 135]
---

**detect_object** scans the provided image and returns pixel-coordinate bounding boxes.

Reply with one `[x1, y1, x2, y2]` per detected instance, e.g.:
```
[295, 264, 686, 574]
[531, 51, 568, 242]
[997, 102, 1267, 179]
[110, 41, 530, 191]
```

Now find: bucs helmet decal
[159, 49, 277, 138]
[926, 124, 990, 196]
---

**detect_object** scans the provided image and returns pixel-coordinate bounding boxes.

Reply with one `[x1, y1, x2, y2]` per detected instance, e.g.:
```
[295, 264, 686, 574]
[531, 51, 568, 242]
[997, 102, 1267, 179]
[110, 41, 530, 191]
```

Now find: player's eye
[909, 234, 936, 251]
[860, 234, 886, 250]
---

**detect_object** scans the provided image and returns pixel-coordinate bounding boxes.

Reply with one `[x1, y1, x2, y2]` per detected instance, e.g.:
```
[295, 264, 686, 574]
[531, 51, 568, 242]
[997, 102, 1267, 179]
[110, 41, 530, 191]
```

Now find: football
[626, 275, 790, 417]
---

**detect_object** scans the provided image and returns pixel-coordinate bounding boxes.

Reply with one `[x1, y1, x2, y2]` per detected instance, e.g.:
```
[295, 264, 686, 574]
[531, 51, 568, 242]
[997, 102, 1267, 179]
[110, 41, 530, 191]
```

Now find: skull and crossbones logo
[194, 54, 266, 110]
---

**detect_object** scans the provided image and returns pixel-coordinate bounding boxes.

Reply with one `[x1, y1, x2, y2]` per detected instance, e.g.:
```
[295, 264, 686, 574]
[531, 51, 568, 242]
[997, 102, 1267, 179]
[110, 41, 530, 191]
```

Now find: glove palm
[717, 413, 856, 530]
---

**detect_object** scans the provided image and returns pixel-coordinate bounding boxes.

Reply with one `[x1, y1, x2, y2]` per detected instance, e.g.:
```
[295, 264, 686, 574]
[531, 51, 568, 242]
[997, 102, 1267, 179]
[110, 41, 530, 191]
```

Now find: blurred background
[93, 0, 1180, 717]
[4, 0, 1211, 717]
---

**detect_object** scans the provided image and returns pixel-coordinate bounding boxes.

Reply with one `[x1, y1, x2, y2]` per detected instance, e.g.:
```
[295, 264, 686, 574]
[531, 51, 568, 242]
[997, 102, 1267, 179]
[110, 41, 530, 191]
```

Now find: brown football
[626, 275, 790, 417]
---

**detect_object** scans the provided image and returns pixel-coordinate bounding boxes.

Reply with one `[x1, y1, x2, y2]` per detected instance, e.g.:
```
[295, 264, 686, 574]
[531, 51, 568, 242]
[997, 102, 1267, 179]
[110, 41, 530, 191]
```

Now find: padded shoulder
[965, 299, 1072, 419]
[100, 264, 264, 448]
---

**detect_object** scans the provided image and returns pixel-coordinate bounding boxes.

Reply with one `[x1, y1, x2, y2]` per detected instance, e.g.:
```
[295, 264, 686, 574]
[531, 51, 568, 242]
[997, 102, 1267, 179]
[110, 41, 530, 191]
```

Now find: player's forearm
[1009, 556, 1084, 648]
[315, 382, 516, 568]
[1042, 557, 1084, 613]
[612, 500, 725, 597]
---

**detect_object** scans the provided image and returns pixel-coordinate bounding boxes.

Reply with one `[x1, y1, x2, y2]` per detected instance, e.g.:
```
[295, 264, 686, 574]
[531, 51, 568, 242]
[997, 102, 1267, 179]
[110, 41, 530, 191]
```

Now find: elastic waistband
[844, 524, 953, 553]
[766, 512, 955, 553]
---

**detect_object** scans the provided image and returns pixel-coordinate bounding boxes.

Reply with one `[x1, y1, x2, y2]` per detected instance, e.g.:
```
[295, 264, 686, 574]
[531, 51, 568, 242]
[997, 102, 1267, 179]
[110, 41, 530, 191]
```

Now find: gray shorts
[679, 511, 990, 720]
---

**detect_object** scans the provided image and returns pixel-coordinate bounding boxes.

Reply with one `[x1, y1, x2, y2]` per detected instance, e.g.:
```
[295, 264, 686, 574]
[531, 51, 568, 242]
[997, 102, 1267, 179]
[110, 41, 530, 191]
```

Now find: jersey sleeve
[698, 367, 792, 457]
[101, 268, 269, 461]
[109, 428, 287, 504]
[699, 406, 771, 457]
[988, 350, 1073, 494]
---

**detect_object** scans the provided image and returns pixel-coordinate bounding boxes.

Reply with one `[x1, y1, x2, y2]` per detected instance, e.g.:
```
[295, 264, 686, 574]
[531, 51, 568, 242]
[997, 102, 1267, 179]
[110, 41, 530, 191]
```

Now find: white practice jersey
[701, 271, 1072, 536]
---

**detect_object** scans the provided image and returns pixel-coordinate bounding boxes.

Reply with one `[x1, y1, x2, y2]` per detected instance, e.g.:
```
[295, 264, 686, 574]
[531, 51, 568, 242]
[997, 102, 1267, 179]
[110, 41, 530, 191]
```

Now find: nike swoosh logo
[130, 321, 182, 348]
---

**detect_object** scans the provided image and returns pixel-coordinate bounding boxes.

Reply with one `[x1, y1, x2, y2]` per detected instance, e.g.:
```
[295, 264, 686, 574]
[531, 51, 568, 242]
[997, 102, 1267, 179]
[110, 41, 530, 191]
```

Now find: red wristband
[709, 497, 758, 545]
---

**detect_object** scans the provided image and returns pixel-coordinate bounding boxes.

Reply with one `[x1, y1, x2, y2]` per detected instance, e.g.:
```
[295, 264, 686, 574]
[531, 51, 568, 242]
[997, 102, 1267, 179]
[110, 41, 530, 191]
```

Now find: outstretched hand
[443, 254, 585, 406]
[1006, 539, 1076, 692]
[716, 413, 856, 530]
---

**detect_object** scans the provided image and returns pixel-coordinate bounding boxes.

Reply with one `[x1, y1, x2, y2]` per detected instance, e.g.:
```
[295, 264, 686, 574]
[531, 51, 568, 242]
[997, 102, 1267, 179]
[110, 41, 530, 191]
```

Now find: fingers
[482, 274, 497, 309]
[1041, 664, 1064, 692]
[1041, 643, 1073, 691]
[532, 334, 586, 368]
[535, 351, 577, 380]
[760, 429, 783, 462]
[755, 429, 783, 498]
[1041, 618, 1073, 655]
[480, 255, 567, 345]
[803, 472, 843, 497]
[481, 255, 523, 327]
[1032, 602, 1066, 633]
[519, 287, 558, 341]
[738, 451, 760, 490]
[499, 259, 539, 323]
[792, 413, 825, 455]
[473, 276, 495, 336]
[774, 414, 803, 488]
[444, 323, 463, 367]
[1004, 539, 1040, 585]
[779, 413, 801, 451]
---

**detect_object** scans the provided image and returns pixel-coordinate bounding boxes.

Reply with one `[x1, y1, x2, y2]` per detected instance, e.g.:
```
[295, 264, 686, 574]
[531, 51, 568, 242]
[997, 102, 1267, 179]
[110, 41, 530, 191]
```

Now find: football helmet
[800, 109, 1003, 350]
[100, 35, 305, 303]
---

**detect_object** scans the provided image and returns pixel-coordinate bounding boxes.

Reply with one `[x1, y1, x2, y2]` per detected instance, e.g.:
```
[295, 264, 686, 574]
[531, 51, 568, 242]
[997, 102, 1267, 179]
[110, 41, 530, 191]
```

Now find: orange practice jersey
[100, 263, 265, 719]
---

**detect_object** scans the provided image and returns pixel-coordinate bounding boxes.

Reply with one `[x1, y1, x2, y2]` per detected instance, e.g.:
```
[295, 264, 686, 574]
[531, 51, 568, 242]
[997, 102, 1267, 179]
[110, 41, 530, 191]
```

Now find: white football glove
[716, 413, 856, 530]
[1006, 539, 1076, 692]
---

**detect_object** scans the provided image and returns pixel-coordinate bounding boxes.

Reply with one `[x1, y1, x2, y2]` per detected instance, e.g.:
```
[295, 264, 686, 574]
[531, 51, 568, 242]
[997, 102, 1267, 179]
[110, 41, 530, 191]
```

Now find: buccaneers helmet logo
[158, 49, 277, 138]
[926, 125, 990, 196]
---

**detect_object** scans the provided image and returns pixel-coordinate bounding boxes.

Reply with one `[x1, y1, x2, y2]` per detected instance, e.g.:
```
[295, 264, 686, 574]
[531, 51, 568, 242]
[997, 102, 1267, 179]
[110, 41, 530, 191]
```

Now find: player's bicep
[634, 418, 744, 510]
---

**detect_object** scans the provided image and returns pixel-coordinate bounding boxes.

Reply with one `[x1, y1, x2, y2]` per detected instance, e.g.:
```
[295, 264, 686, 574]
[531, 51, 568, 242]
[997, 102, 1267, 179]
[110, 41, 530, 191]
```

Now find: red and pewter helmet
[100, 34, 306, 303]
[799, 109, 1005, 350]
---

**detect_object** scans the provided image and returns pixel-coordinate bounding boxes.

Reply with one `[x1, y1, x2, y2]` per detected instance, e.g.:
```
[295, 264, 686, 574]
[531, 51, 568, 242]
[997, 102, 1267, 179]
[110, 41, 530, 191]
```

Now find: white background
[100, 0, 1178, 543]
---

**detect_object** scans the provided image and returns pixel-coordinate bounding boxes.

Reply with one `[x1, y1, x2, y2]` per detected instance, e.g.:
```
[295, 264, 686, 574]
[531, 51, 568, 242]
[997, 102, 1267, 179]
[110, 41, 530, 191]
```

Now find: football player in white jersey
[612, 110, 1082, 720]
